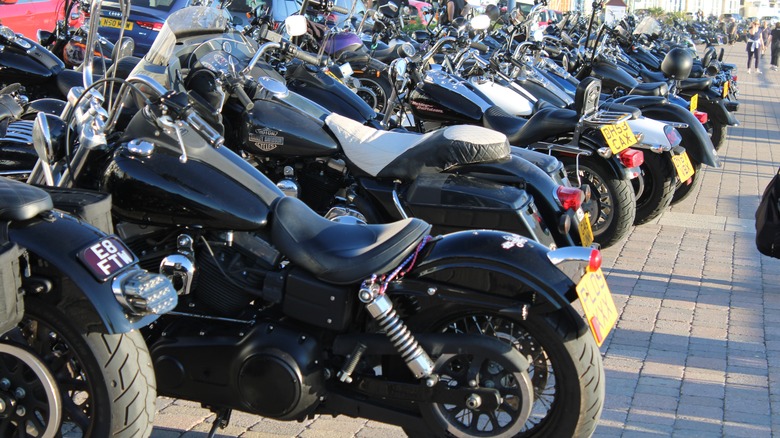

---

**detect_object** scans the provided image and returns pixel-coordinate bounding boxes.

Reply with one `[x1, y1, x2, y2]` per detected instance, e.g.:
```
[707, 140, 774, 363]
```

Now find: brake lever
[158, 115, 188, 163]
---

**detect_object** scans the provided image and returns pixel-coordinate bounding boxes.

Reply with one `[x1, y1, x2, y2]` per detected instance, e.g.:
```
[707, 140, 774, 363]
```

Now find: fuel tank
[409, 69, 488, 124]
[591, 57, 639, 94]
[286, 62, 376, 123]
[0, 35, 65, 86]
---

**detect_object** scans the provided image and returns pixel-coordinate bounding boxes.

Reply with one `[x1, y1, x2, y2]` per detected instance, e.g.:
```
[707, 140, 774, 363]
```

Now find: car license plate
[689, 93, 698, 112]
[671, 151, 695, 182]
[600, 121, 637, 155]
[722, 81, 729, 98]
[77, 236, 138, 282]
[578, 211, 594, 247]
[576, 268, 618, 346]
[100, 17, 133, 31]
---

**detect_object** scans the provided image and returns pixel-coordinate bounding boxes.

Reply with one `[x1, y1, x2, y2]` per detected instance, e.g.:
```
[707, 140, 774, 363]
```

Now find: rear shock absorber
[359, 281, 434, 379]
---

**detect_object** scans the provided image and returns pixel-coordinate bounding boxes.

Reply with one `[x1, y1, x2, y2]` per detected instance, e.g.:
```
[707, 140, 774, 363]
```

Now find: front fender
[402, 230, 576, 314]
[10, 212, 157, 334]
[636, 103, 720, 167]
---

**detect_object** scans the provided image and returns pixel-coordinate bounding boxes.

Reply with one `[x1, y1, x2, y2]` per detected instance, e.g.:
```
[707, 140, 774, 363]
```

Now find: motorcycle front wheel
[560, 156, 636, 248]
[9, 297, 157, 437]
[353, 72, 393, 114]
[405, 307, 605, 438]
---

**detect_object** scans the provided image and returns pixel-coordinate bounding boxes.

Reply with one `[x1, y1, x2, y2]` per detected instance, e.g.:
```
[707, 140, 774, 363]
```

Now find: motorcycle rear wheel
[560, 156, 636, 248]
[705, 119, 728, 151]
[405, 308, 605, 438]
[12, 297, 157, 437]
[633, 152, 676, 225]
[671, 160, 703, 205]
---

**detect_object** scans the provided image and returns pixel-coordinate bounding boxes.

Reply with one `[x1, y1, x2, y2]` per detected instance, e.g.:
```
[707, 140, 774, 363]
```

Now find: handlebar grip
[470, 41, 489, 53]
[185, 111, 225, 149]
[232, 83, 255, 111]
[543, 43, 562, 56]
[331, 5, 349, 14]
[289, 46, 327, 66]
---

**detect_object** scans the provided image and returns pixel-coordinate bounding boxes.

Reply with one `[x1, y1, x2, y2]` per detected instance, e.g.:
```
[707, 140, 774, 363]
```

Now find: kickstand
[207, 408, 232, 438]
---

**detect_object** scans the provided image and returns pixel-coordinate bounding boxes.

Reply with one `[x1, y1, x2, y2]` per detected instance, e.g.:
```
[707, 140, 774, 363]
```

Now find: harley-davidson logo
[410, 100, 444, 114]
[249, 128, 284, 152]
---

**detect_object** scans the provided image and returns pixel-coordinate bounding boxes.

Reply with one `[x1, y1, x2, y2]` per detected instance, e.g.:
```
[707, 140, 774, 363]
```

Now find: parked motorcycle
[28, 4, 615, 437]
[0, 110, 177, 435]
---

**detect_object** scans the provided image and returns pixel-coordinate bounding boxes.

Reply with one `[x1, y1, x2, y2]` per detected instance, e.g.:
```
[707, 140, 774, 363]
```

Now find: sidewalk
[150, 43, 780, 438]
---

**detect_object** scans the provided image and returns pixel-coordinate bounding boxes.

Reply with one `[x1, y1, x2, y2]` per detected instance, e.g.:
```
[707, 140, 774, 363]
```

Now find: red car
[0, 0, 68, 39]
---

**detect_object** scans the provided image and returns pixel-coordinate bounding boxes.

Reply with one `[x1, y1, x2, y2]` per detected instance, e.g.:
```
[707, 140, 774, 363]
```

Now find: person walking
[771, 22, 780, 71]
[728, 18, 738, 45]
[746, 21, 764, 74]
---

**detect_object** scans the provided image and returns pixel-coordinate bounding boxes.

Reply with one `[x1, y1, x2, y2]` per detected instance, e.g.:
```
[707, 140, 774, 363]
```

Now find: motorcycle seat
[679, 77, 713, 91]
[372, 46, 397, 63]
[611, 95, 668, 108]
[484, 106, 579, 146]
[325, 113, 509, 180]
[629, 81, 669, 97]
[598, 101, 642, 119]
[56, 56, 142, 98]
[0, 177, 53, 221]
[270, 196, 431, 285]
[338, 51, 371, 66]
[639, 67, 667, 84]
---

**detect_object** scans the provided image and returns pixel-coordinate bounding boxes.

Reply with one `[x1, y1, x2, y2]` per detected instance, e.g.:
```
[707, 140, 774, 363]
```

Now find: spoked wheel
[353, 73, 393, 113]
[560, 156, 636, 248]
[406, 309, 605, 438]
[4, 297, 157, 437]
[632, 152, 676, 225]
[0, 342, 61, 438]
[355, 86, 379, 112]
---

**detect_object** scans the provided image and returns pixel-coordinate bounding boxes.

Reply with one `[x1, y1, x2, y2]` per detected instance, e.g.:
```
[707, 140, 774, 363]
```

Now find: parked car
[0, 0, 77, 38]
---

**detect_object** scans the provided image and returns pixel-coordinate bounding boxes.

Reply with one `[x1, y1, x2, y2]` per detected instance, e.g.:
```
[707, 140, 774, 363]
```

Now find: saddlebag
[38, 186, 114, 235]
[0, 243, 23, 335]
[404, 173, 544, 237]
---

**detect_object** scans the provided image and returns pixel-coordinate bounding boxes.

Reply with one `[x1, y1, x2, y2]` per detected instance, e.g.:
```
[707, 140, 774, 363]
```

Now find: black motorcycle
[27, 5, 616, 437]
[0, 108, 177, 435]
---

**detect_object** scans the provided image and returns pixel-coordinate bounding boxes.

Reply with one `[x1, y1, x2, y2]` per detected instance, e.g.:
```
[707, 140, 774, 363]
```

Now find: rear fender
[397, 230, 577, 314]
[695, 91, 739, 126]
[9, 212, 157, 334]
[637, 103, 720, 167]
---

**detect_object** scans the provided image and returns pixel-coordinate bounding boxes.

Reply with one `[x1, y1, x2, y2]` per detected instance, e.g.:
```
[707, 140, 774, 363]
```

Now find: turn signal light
[589, 248, 602, 272]
[556, 186, 583, 211]
[693, 110, 708, 124]
[137, 21, 163, 31]
[619, 149, 644, 168]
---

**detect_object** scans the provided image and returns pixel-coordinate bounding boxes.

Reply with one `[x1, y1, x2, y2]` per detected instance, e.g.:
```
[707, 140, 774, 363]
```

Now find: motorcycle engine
[258, 157, 346, 213]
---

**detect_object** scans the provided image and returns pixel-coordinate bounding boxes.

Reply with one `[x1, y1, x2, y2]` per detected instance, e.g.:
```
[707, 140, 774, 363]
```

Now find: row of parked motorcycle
[0, 0, 739, 436]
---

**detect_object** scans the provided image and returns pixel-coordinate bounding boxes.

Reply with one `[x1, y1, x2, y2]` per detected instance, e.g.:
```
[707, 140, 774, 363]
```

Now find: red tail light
[693, 110, 708, 124]
[732, 75, 737, 81]
[619, 149, 644, 168]
[588, 248, 602, 272]
[136, 21, 163, 31]
[556, 186, 583, 211]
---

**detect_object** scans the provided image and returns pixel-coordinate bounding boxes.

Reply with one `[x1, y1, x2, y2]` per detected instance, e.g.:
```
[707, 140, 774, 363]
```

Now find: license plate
[100, 17, 133, 31]
[689, 93, 698, 112]
[722, 81, 729, 98]
[340, 62, 353, 78]
[671, 151, 695, 182]
[576, 268, 618, 346]
[77, 236, 138, 282]
[578, 211, 594, 247]
[600, 121, 637, 155]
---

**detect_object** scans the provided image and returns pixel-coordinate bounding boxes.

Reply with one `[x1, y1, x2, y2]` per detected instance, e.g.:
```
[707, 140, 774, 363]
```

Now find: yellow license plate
[578, 211, 594, 247]
[576, 268, 618, 346]
[672, 151, 695, 182]
[690, 93, 698, 112]
[100, 17, 133, 31]
[722, 81, 729, 98]
[600, 121, 637, 155]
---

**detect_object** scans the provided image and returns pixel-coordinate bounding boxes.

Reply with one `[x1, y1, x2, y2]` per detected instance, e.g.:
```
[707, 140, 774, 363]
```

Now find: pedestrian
[727, 18, 737, 45]
[771, 22, 780, 71]
[746, 21, 763, 74]
[762, 21, 771, 54]
[438, 0, 468, 25]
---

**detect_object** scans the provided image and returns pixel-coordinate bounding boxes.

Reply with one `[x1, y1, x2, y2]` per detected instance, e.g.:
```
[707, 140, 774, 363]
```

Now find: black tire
[632, 152, 677, 225]
[13, 297, 156, 437]
[705, 119, 728, 151]
[671, 160, 703, 205]
[405, 307, 605, 438]
[560, 156, 636, 248]
[353, 72, 393, 114]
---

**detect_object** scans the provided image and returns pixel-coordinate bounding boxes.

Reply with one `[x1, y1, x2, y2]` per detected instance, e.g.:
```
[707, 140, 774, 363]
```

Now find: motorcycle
[0, 101, 177, 435]
[28, 4, 614, 437]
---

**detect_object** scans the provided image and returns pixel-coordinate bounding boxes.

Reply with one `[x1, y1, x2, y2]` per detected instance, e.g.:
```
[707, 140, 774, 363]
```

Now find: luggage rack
[581, 110, 633, 127]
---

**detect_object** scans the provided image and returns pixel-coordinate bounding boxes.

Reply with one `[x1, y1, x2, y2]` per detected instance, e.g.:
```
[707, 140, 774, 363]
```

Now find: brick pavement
[150, 42, 780, 437]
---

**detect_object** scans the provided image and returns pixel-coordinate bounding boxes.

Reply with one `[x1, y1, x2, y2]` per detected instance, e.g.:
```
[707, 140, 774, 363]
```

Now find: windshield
[633, 16, 661, 36]
[144, 6, 230, 66]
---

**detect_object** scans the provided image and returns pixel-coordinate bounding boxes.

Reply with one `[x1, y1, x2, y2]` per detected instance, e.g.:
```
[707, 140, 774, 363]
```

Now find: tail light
[693, 110, 708, 124]
[588, 248, 602, 272]
[136, 21, 163, 31]
[619, 149, 644, 168]
[663, 125, 683, 147]
[732, 74, 737, 81]
[556, 186, 583, 211]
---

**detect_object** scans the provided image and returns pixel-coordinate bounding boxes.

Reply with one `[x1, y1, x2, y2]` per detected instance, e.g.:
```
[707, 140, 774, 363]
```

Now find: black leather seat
[638, 65, 668, 83]
[485, 106, 579, 146]
[629, 81, 669, 97]
[612, 95, 668, 108]
[56, 56, 142, 97]
[679, 77, 713, 91]
[270, 196, 431, 285]
[598, 101, 642, 119]
[482, 105, 528, 142]
[338, 51, 371, 66]
[0, 177, 53, 221]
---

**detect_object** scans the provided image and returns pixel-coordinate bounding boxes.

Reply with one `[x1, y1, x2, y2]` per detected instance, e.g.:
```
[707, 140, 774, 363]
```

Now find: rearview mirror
[471, 14, 490, 31]
[285, 15, 307, 37]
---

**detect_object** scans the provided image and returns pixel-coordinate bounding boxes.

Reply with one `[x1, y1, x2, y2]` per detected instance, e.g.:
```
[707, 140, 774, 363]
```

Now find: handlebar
[331, 5, 349, 14]
[421, 36, 456, 66]
[230, 81, 254, 111]
[470, 41, 489, 53]
[288, 45, 328, 66]
[185, 111, 225, 149]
